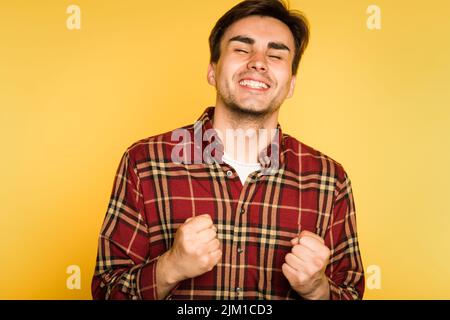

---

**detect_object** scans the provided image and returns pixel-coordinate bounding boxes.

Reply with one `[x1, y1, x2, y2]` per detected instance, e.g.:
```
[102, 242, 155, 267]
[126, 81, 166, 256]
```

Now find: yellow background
[1, 0, 449, 299]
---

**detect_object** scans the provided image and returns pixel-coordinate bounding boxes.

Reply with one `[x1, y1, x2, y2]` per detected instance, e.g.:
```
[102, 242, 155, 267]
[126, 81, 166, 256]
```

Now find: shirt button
[237, 247, 244, 254]
[240, 208, 245, 214]
[236, 287, 241, 294]
[226, 170, 233, 177]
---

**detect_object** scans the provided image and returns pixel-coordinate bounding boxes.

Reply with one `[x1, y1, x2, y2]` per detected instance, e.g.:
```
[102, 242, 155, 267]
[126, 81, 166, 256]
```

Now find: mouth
[238, 78, 271, 91]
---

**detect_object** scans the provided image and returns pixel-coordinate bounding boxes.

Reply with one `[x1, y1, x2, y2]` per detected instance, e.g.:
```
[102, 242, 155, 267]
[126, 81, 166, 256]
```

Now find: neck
[212, 103, 279, 164]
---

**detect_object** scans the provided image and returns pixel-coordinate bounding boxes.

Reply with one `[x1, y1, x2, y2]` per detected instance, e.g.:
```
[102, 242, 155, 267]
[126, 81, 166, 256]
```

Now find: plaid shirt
[92, 107, 365, 300]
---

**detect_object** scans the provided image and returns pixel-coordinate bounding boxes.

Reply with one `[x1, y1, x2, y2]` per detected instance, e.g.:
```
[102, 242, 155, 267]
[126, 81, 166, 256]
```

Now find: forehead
[222, 15, 295, 49]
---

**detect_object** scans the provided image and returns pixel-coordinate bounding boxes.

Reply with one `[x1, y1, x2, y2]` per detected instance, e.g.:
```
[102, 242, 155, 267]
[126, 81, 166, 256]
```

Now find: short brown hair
[209, 0, 310, 75]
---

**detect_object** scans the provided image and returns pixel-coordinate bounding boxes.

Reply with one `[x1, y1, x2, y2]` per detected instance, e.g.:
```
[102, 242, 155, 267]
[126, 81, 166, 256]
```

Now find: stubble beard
[217, 81, 283, 123]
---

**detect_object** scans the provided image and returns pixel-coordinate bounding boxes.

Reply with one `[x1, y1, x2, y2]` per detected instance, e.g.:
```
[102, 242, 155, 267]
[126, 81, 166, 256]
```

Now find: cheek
[220, 57, 245, 79]
[273, 70, 292, 92]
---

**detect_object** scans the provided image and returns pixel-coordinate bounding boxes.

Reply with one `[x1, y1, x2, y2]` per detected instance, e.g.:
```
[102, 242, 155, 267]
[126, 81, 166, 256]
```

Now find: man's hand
[282, 230, 331, 300]
[163, 214, 222, 284]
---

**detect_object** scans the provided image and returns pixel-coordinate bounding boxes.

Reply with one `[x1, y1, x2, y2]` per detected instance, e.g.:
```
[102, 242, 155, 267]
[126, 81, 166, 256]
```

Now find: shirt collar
[194, 106, 285, 172]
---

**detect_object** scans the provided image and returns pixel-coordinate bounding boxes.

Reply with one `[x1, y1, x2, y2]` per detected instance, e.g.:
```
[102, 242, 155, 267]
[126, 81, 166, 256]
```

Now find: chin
[229, 102, 272, 116]
[219, 90, 279, 117]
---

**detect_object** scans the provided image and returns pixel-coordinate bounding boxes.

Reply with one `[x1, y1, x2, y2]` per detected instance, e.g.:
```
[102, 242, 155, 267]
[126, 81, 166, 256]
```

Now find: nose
[247, 52, 268, 73]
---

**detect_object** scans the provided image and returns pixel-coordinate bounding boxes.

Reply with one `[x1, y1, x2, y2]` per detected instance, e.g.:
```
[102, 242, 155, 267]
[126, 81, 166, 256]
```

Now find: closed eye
[269, 55, 281, 60]
[235, 49, 249, 54]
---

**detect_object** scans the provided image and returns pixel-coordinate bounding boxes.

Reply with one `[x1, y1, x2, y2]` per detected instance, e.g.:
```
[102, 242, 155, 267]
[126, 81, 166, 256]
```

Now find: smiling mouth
[238, 79, 271, 91]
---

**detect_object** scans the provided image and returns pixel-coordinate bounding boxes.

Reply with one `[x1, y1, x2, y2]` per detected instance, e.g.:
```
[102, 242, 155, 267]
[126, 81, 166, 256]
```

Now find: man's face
[208, 15, 297, 117]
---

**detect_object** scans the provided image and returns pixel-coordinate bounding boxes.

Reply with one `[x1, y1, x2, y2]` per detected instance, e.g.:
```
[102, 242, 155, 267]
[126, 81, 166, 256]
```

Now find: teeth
[239, 79, 268, 89]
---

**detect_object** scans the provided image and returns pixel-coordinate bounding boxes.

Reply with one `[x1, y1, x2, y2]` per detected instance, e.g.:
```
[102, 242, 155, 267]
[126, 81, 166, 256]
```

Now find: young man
[92, 0, 364, 300]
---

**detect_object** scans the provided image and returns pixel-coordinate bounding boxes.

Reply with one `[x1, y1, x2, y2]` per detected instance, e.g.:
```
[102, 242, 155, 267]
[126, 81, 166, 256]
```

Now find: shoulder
[122, 123, 195, 165]
[282, 133, 349, 184]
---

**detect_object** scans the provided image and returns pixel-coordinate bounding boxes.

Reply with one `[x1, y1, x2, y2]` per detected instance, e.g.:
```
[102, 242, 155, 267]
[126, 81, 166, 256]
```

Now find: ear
[207, 63, 217, 86]
[286, 75, 297, 99]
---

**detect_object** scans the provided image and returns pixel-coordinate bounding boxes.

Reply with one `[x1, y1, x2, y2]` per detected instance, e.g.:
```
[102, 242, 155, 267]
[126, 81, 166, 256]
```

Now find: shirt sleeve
[91, 150, 177, 300]
[325, 170, 365, 300]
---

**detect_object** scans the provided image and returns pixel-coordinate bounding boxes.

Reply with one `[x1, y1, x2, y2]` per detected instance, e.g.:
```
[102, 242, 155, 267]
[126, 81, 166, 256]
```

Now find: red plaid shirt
[92, 107, 365, 300]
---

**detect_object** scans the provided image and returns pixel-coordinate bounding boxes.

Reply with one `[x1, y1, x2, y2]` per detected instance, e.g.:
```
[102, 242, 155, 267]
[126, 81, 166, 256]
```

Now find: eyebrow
[268, 41, 290, 52]
[229, 35, 291, 52]
[229, 35, 254, 45]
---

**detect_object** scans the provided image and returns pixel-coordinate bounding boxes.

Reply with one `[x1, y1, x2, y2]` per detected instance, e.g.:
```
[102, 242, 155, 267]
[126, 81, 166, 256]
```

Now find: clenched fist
[282, 230, 331, 300]
[163, 214, 222, 284]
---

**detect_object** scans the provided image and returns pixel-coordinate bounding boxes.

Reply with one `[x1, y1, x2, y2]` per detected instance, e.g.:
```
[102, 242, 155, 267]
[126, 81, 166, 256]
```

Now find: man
[92, 0, 364, 300]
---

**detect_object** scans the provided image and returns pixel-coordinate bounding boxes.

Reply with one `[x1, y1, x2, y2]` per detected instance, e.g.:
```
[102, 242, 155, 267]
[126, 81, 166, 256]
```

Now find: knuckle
[313, 258, 323, 270]
[201, 215, 213, 223]
[292, 245, 301, 255]
[301, 264, 313, 276]
[199, 255, 209, 267]
[285, 253, 292, 262]
[296, 273, 305, 284]
[308, 263, 319, 275]
[195, 247, 204, 257]
[301, 274, 310, 283]
[178, 225, 190, 237]
[288, 252, 296, 262]
[181, 220, 191, 228]
[177, 225, 185, 234]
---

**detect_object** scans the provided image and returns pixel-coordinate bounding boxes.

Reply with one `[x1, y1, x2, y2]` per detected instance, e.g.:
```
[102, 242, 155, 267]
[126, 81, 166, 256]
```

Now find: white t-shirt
[222, 152, 261, 185]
